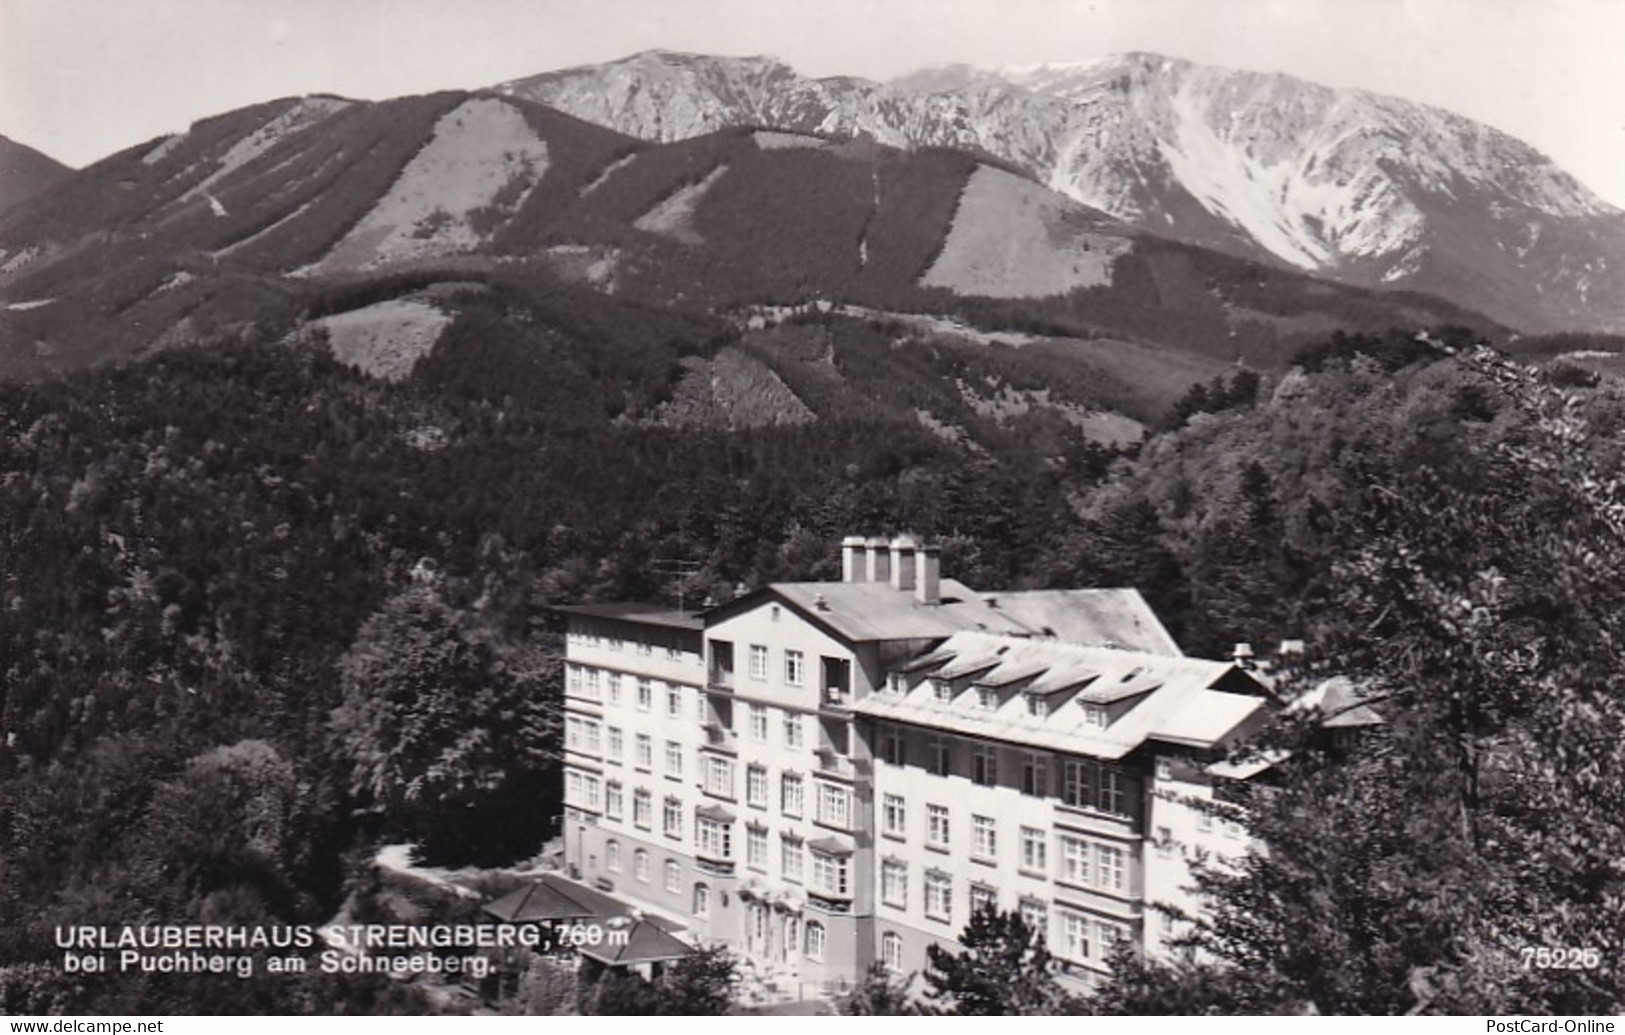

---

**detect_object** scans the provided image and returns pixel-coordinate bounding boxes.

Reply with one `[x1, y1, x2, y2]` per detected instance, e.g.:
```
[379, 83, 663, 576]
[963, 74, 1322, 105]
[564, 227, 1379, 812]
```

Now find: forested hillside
[2, 301, 1621, 1011]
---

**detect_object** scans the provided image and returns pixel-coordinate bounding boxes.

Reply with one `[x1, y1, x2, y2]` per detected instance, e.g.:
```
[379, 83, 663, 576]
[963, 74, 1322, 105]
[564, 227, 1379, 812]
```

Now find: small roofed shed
[483, 875, 598, 924]
[483, 874, 695, 969]
[578, 915, 695, 967]
[1290, 675, 1385, 729]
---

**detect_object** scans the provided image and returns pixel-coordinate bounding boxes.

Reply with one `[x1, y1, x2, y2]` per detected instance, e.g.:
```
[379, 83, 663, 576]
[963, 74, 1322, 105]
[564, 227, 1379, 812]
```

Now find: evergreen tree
[923, 906, 1076, 1015]
[839, 962, 915, 1015]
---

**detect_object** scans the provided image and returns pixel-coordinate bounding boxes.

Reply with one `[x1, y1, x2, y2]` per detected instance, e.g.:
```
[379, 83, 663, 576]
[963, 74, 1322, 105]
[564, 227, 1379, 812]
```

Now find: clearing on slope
[306, 298, 454, 381]
[178, 96, 355, 205]
[311, 98, 549, 273]
[921, 165, 1132, 297]
[643, 347, 816, 430]
[632, 164, 730, 244]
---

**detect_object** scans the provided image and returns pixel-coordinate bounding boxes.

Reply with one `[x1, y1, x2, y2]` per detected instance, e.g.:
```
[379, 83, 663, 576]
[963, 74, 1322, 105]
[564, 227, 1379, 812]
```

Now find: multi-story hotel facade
[559, 535, 1277, 996]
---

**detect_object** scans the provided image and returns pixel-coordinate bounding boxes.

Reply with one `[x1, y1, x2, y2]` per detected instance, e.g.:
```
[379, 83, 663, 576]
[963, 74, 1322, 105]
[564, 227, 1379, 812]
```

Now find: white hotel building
[559, 535, 1276, 995]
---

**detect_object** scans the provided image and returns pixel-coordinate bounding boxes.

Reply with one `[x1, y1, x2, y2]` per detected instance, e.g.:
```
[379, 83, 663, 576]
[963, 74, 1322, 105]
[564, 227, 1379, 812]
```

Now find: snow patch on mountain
[753, 130, 825, 150]
[311, 98, 548, 272]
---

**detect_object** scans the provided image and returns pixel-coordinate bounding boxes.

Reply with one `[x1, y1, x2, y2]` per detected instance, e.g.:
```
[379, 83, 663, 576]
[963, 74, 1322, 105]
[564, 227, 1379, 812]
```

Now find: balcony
[695, 857, 736, 878]
[819, 686, 852, 713]
[708, 669, 735, 692]
[703, 723, 738, 753]
[708, 641, 735, 691]
[814, 746, 856, 780]
[806, 893, 853, 914]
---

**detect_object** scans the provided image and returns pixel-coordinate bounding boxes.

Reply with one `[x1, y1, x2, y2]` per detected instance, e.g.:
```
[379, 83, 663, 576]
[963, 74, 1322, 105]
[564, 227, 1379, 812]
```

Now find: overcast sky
[4, 0, 1624, 205]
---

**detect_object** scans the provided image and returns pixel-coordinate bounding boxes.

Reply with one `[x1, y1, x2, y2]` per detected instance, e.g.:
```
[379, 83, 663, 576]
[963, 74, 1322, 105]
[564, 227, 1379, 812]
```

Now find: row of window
[592, 751, 851, 825]
[580, 707, 1135, 820]
[566, 631, 689, 661]
[591, 780, 734, 853]
[603, 842, 715, 916]
[596, 819, 850, 899]
[600, 842, 1126, 973]
[590, 771, 853, 854]
[741, 643, 805, 685]
[566, 666, 699, 719]
[877, 795, 1130, 893]
[878, 872, 1126, 969]
[741, 827, 851, 896]
[875, 728, 1135, 816]
[743, 702, 806, 747]
[879, 859, 1052, 924]
[576, 725, 694, 779]
[570, 701, 811, 754]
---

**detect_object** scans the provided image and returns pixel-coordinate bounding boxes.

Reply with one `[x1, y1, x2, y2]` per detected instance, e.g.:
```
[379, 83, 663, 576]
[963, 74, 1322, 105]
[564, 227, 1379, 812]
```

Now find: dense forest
[1, 294, 1621, 1011]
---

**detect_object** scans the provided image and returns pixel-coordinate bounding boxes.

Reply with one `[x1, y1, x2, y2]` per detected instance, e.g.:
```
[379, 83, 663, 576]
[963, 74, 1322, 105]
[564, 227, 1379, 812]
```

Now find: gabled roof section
[483, 874, 689, 934]
[975, 658, 1048, 688]
[982, 589, 1183, 655]
[579, 917, 694, 966]
[1289, 675, 1386, 728]
[554, 601, 704, 631]
[855, 631, 1270, 759]
[705, 582, 1184, 651]
[483, 879, 598, 924]
[934, 653, 1004, 681]
[709, 579, 1035, 643]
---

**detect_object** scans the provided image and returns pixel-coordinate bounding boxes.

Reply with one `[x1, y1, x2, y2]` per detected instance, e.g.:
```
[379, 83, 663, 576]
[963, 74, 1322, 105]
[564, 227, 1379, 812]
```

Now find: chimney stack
[1232, 643, 1255, 669]
[916, 544, 941, 605]
[841, 536, 867, 583]
[890, 535, 918, 592]
[865, 536, 891, 584]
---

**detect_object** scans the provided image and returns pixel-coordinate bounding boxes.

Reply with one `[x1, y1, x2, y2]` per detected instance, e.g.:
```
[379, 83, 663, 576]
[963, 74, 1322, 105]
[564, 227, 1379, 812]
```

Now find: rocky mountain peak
[493, 49, 1625, 331]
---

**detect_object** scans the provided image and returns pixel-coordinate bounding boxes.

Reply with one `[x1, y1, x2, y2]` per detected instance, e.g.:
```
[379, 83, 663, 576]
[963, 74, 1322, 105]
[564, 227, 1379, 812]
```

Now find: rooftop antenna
[649, 558, 704, 613]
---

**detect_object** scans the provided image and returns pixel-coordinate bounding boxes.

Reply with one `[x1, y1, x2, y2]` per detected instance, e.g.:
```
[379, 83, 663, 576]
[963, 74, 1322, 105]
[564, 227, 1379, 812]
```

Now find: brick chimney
[890, 535, 918, 592]
[841, 536, 868, 583]
[916, 544, 941, 605]
[865, 536, 891, 584]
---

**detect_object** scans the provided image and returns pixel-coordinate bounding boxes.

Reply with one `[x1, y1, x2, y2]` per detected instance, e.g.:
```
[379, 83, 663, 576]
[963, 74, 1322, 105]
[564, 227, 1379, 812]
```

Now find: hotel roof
[554, 602, 704, 631]
[854, 631, 1270, 759]
[721, 582, 1183, 654]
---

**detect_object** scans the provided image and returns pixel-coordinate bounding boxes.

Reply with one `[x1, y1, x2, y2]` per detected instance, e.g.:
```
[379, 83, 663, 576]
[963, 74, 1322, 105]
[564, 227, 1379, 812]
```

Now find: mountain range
[0, 78, 1492, 387]
[0, 47, 1615, 423]
[499, 50, 1625, 333]
[0, 134, 71, 215]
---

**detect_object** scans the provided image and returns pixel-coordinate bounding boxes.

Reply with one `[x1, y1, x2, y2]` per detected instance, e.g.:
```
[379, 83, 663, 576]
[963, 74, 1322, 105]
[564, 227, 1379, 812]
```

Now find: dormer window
[933, 679, 953, 703]
[887, 672, 908, 695]
[1081, 704, 1110, 728]
[976, 688, 998, 711]
[1026, 694, 1048, 719]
